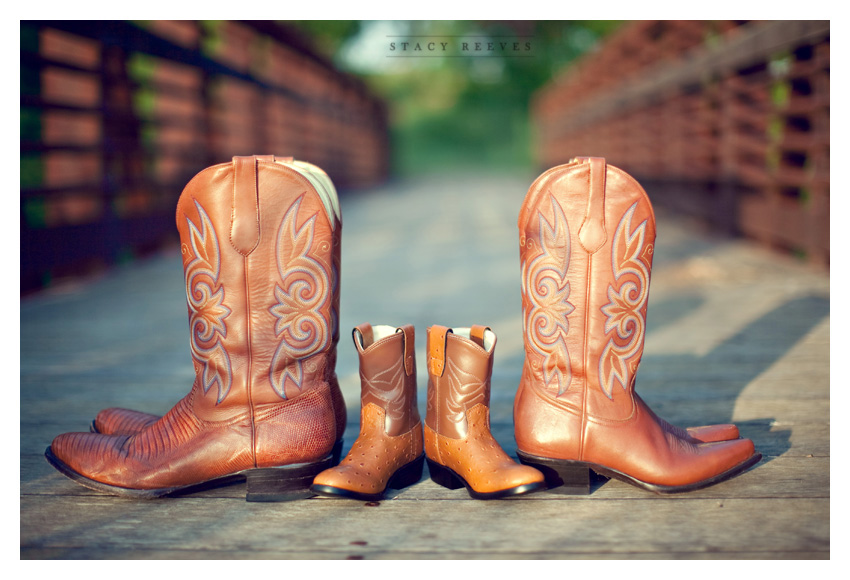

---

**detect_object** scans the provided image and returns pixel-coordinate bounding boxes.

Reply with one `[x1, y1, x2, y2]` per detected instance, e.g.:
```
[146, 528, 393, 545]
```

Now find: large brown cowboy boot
[513, 157, 761, 494]
[45, 155, 346, 501]
[87, 159, 343, 440]
[311, 323, 425, 500]
[425, 325, 545, 499]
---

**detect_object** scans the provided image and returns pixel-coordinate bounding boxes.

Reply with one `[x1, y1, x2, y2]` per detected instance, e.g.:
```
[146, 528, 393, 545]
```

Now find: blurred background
[20, 20, 829, 294]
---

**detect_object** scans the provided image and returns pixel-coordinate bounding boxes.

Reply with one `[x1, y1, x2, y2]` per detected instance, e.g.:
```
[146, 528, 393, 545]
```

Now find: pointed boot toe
[695, 437, 761, 484]
[600, 437, 762, 494]
[46, 431, 148, 496]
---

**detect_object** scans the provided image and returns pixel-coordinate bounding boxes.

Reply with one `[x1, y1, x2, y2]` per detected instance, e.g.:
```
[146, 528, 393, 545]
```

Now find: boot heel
[388, 453, 425, 490]
[517, 452, 592, 495]
[245, 455, 334, 502]
[426, 458, 465, 490]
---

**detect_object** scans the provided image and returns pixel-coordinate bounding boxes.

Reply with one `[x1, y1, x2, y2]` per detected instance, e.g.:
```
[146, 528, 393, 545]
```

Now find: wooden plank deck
[20, 173, 830, 559]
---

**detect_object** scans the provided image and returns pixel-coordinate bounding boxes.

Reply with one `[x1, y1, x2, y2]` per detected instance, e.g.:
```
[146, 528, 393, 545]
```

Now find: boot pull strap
[230, 155, 262, 256]
[352, 323, 374, 352]
[575, 156, 608, 254]
[427, 325, 452, 377]
[469, 325, 490, 349]
[397, 324, 416, 376]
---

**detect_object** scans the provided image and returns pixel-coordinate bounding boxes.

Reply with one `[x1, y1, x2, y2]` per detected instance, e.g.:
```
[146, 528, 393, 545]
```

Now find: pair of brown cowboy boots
[45, 155, 760, 502]
[311, 323, 545, 501]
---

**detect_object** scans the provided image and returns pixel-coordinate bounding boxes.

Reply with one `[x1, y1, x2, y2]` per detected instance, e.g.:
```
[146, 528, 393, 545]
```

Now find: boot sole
[44, 440, 343, 502]
[310, 453, 426, 501]
[426, 457, 546, 500]
[517, 450, 763, 495]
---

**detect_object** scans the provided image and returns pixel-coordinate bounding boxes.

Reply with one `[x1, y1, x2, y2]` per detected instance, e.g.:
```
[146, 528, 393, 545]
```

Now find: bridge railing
[533, 20, 829, 266]
[21, 20, 389, 292]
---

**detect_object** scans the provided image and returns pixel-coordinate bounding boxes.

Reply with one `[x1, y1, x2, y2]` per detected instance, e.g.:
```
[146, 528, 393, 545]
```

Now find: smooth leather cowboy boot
[45, 155, 347, 501]
[311, 324, 425, 500]
[513, 157, 761, 494]
[425, 325, 545, 499]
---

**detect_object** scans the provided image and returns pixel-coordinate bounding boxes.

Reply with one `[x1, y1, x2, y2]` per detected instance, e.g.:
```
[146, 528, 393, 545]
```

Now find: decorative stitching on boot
[184, 200, 233, 404]
[269, 195, 331, 398]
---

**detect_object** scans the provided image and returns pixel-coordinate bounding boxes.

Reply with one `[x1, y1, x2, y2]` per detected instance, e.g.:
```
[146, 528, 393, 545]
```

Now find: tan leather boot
[45, 155, 347, 501]
[425, 325, 545, 499]
[311, 324, 425, 500]
[513, 157, 760, 494]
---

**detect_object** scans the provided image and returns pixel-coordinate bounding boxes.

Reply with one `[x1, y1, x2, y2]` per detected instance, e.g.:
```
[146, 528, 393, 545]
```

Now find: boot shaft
[352, 323, 420, 437]
[518, 157, 656, 419]
[425, 325, 495, 439]
[177, 155, 342, 418]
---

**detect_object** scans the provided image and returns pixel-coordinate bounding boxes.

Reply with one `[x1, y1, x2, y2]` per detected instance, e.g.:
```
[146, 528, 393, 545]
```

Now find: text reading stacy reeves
[388, 39, 534, 55]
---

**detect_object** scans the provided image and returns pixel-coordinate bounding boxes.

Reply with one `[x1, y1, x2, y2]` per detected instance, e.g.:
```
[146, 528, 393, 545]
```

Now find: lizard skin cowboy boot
[513, 157, 761, 494]
[45, 155, 347, 501]
[311, 323, 425, 500]
[425, 325, 545, 499]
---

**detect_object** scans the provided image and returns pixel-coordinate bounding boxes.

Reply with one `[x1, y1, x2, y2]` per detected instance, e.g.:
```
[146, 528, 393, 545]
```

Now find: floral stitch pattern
[269, 196, 331, 398]
[521, 194, 575, 396]
[599, 202, 651, 399]
[184, 200, 232, 404]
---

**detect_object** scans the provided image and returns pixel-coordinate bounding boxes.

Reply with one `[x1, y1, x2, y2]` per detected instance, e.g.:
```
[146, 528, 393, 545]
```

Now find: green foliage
[22, 197, 47, 229]
[200, 20, 223, 57]
[767, 117, 784, 142]
[133, 87, 157, 119]
[20, 154, 43, 189]
[286, 20, 363, 57]
[20, 107, 41, 141]
[288, 20, 623, 175]
[127, 53, 158, 84]
[770, 81, 791, 108]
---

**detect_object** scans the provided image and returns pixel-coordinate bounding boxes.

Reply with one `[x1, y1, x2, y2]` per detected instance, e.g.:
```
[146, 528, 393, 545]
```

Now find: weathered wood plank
[20, 496, 828, 558]
[20, 548, 829, 560]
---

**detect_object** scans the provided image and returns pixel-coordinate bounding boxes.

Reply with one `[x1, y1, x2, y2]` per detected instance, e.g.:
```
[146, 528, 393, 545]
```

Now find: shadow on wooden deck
[20, 173, 829, 559]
